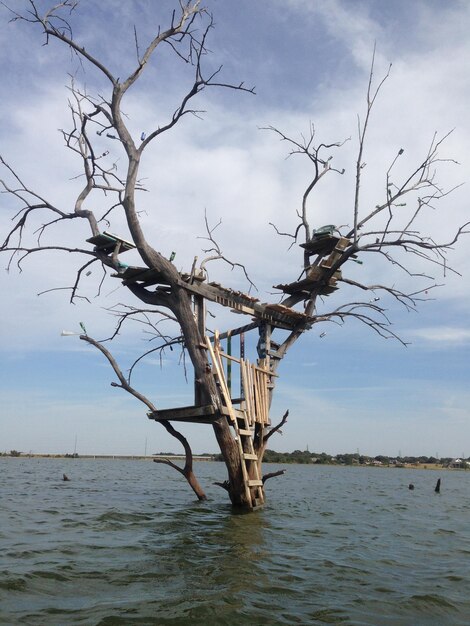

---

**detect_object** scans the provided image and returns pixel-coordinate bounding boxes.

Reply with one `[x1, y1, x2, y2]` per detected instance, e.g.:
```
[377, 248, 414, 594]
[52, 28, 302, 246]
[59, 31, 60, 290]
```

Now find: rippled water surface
[1, 458, 469, 625]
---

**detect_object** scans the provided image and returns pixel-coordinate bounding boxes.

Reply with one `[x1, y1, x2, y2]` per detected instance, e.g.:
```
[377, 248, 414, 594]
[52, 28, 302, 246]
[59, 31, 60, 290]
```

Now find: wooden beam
[87, 232, 135, 254]
[215, 322, 259, 341]
[300, 235, 340, 255]
[147, 404, 218, 423]
[180, 279, 308, 328]
[107, 256, 308, 329]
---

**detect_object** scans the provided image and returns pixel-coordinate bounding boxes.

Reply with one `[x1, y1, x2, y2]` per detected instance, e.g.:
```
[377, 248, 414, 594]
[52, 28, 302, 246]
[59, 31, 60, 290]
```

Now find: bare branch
[353, 49, 392, 243]
[199, 213, 257, 292]
[262, 470, 286, 484]
[264, 124, 347, 254]
[80, 334, 157, 411]
[264, 410, 289, 445]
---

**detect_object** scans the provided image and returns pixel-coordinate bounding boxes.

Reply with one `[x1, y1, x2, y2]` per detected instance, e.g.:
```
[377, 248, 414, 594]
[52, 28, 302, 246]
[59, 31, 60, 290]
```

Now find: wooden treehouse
[87, 226, 350, 508]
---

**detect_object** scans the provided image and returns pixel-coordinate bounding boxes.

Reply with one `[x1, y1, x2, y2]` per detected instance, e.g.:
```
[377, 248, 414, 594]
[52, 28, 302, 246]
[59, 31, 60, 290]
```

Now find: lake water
[1, 458, 469, 625]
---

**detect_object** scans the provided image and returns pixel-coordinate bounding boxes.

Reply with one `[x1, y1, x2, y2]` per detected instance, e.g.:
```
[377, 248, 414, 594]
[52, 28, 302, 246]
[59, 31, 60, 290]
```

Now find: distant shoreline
[2, 454, 466, 470]
[1, 453, 216, 462]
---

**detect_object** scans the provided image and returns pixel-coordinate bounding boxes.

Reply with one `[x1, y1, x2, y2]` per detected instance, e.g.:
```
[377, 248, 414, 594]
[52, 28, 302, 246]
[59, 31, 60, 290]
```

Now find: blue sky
[0, 0, 469, 458]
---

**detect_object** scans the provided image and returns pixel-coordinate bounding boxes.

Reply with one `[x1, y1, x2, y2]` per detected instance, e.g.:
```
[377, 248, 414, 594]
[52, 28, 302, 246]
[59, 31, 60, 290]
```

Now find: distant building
[448, 458, 470, 469]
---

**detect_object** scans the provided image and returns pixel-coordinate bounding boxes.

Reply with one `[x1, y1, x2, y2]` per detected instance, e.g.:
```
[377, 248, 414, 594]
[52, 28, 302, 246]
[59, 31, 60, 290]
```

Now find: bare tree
[1, 3, 468, 510]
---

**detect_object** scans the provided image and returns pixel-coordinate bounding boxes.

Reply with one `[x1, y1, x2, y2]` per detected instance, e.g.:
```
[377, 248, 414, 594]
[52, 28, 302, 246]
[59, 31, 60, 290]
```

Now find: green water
[1, 458, 469, 625]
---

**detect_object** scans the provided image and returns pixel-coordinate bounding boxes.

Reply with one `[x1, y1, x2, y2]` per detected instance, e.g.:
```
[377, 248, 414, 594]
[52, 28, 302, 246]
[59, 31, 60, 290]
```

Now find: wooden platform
[300, 234, 341, 256]
[147, 404, 218, 424]
[276, 236, 349, 298]
[182, 280, 309, 329]
[275, 269, 342, 297]
[87, 232, 135, 254]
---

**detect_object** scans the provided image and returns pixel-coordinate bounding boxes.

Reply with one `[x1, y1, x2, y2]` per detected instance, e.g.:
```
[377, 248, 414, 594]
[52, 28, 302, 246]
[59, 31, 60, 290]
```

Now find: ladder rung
[244, 453, 258, 460]
[248, 479, 263, 487]
[238, 428, 252, 436]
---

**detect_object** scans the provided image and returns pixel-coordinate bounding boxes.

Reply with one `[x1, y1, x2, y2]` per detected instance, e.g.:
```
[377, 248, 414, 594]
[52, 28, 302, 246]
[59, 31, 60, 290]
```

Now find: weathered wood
[148, 404, 217, 423]
[300, 234, 341, 255]
[217, 349, 278, 376]
[241, 359, 254, 426]
[207, 338, 265, 507]
[87, 232, 136, 254]
[215, 322, 259, 341]
[220, 406, 246, 420]
[181, 279, 308, 329]
[320, 237, 350, 269]
[112, 266, 170, 286]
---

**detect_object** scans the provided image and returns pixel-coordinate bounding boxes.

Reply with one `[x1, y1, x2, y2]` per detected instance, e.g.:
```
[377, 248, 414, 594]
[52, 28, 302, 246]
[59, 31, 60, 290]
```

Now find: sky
[0, 0, 469, 459]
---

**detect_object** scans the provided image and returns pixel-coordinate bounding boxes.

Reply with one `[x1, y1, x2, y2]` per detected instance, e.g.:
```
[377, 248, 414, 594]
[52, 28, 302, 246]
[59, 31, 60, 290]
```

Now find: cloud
[412, 326, 470, 344]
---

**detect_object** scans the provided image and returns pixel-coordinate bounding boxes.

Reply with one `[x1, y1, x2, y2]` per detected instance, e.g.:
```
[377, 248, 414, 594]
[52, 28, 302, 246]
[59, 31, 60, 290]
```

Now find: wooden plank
[246, 360, 256, 426]
[150, 415, 216, 424]
[217, 349, 278, 377]
[253, 368, 262, 424]
[257, 370, 266, 425]
[213, 365, 253, 505]
[206, 338, 232, 419]
[220, 406, 246, 420]
[218, 350, 241, 364]
[215, 322, 259, 341]
[103, 231, 135, 249]
[240, 360, 249, 423]
[262, 371, 268, 424]
[148, 404, 216, 420]
[87, 232, 135, 253]
[300, 235, 340, 255]
[264, 374, 270, 424]
[335, 237, 350, 251]
[248, 479, 263, 487]
[238, 428, 252, 436]
[258, 368, 267, 425]
[244, 452, 258, 460]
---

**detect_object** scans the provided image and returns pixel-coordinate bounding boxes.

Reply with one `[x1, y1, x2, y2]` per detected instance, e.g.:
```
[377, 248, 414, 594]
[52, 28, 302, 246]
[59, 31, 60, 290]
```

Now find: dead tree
[1, 4, 468, 510]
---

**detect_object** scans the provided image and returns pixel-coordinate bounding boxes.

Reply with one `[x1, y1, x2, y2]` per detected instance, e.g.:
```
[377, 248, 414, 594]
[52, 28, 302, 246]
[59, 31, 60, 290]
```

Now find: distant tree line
[2, 449, 468, 468]
[214, 450, 468, 467]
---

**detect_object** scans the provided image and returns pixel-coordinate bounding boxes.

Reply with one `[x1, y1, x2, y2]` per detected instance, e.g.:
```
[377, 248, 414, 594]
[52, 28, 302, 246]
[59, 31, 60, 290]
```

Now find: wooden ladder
[232, 408, 264, 508]
[205, 336, 264, 508]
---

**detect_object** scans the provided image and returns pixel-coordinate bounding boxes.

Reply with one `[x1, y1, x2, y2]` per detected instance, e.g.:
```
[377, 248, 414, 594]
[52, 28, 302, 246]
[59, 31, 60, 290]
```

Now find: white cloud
[412, 326, 470, 344]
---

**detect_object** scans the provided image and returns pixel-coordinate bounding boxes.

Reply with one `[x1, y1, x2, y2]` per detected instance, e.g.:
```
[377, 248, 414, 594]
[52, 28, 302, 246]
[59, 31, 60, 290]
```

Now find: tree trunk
[170, 285, 254, 508]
